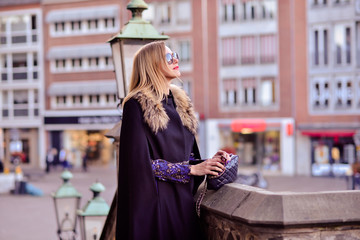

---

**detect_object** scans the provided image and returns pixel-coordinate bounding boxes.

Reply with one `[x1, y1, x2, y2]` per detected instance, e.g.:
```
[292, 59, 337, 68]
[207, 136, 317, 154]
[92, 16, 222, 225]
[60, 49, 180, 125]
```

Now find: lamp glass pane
[110, 41, 125, 99]
[84, 216, 107, 240]
[55, 198, 78, 231]
[110, 39, 158, 100]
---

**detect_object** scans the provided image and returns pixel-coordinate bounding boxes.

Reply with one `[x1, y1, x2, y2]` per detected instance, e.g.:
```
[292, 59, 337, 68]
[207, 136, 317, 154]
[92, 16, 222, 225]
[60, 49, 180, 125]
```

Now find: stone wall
[199, 183, 360, 240]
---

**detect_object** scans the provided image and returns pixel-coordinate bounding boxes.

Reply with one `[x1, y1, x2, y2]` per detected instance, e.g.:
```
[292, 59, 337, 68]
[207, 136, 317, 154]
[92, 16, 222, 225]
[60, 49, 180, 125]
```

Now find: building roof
[0, 0, 40, 7]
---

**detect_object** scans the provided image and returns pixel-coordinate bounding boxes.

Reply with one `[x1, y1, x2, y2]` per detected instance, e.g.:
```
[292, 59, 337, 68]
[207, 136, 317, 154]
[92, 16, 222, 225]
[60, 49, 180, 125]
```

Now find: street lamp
[52, 170, 82, 240]
[77, 181, 110, 240]
[108, 0, 169, 101]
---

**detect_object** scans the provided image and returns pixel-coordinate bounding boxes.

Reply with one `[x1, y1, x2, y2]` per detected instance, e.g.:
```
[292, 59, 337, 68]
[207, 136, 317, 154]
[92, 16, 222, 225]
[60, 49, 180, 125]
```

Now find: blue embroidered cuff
[152, 159, 191, 184]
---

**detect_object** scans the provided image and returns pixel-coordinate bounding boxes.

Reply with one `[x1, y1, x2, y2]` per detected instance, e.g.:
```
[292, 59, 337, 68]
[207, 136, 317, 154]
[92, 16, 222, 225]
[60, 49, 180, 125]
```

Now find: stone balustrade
[198, 183, 360, 240]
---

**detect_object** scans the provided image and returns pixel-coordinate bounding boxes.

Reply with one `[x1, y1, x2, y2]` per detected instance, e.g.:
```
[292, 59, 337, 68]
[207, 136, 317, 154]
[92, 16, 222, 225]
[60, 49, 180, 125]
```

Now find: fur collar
[134, 84, 198, 135]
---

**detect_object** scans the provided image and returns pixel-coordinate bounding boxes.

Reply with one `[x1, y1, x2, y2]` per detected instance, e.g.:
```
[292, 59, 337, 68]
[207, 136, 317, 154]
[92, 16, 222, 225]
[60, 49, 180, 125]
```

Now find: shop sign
[44, 116, 121, 125]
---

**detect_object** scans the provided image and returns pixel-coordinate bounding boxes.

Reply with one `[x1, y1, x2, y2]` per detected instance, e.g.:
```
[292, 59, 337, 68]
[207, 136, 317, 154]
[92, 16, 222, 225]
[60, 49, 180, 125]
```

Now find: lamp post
[108, 0, 169, 101]
[77, 181, 110, 240]
[52, 170, 82, 240]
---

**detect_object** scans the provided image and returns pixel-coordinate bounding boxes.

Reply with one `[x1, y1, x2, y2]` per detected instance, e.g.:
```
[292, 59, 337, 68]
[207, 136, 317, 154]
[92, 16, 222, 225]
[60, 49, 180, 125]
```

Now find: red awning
[231, 119, 267, 133]
[301, 130, 355, 137]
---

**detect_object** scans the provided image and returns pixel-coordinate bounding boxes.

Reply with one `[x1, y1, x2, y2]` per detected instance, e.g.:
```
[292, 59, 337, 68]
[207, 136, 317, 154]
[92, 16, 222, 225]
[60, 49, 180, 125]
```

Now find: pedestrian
[82, 149, 88, 172]
[45, 148, 56, 173]
[0, 158, 3, 173]
[115, 41, 230, 240]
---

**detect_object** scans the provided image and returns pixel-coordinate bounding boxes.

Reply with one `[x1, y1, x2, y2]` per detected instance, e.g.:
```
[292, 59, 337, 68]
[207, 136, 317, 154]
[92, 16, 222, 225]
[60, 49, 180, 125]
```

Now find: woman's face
[163, 46, 180, 80]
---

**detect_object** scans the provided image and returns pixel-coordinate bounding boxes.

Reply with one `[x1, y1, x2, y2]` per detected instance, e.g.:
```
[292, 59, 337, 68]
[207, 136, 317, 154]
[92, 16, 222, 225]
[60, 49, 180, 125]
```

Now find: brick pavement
[0, 165, 350, 240]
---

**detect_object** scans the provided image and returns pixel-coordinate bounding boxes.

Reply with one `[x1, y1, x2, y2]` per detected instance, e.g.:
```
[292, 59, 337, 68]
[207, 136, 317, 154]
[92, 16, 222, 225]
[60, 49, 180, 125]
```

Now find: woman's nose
[173, 57, 179, 64]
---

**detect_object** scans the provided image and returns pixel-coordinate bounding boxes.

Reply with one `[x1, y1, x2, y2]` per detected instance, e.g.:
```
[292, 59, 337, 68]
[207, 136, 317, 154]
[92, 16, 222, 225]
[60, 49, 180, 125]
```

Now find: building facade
[296, 0, 360, 176]
[198, 0, 309, 175]
[1, 0, 357, 177]
[0, 0, 45, 169]
[42, 0, 124, 168]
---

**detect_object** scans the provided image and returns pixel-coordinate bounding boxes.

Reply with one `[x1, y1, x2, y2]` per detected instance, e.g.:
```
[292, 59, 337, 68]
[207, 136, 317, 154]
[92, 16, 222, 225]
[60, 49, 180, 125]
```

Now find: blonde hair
[122, 41, 175, 106]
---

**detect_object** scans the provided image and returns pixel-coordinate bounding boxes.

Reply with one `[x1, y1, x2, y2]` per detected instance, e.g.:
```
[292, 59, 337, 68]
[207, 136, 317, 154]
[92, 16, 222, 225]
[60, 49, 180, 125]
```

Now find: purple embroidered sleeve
[151, 159, 191, 184]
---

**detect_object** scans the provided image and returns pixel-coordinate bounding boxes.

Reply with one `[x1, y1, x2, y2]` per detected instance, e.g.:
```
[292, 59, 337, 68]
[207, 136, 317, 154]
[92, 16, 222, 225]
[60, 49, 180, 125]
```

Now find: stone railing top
[200, 183, 360, 227]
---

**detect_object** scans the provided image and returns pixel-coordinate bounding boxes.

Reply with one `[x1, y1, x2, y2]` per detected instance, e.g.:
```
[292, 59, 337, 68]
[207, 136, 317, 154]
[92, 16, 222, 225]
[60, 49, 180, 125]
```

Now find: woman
[116, 41, 229, 240]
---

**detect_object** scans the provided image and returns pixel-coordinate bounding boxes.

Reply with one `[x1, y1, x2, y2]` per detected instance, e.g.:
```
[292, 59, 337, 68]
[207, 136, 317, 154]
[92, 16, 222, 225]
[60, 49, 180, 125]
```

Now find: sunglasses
[165, 52, 179, 65]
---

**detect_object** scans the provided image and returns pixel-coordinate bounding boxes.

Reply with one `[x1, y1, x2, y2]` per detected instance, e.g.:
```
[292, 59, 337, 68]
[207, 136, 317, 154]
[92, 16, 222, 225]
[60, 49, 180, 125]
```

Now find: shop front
[1, 127, 41, 169]
[44, 113, 120, 169]
[204, 118, 295, 175]
[301, 130, 356, 177]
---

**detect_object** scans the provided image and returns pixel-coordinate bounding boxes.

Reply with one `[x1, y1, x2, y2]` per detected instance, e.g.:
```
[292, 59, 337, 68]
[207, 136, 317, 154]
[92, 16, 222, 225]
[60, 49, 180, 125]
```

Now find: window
[34, 89, 39, 116]
[2, 91, 9, 117]
[89, 94, 100, 104]
[104, 18, 115, 28]
[333, 0, 350, 5]
[178, 40, 191, 63]
[222, 37, 238, 66]
[241, 36, 256, 64]
[0, 18, 6, 45]
[335, 79, 352, 108]
[72, 95, 83, 105]
[160, 4, 171, 24]
[313, 80, 330, 109]
[13, 90, 28, 116]
[53, 56, 111, 72]
[12, 53, 27, 68]
[312, 27, 329, 66]
[31, 15, 37, 30]
[241, 1, 258, 20]
[1, 54, 7, 82]
[177, 1, 191, 24]
[12, 53, 27, 80]
[242, 78, 256, 105]
[222, 0, 236, 22]
[260, 0, 276, 19]
[324, 30, 328, 65]
[260, 78, 275, 106]
[55, 22, 65, 32]
[223, 79, 237, 106]
[56, 96, 67, 106]
[335, 25, 352, 65]
[106, 94, 116, 104]
[88, 57, 99, 68]
[71, 21, 81, 31]
[55, 59, 66, 70]
[313, 0, 328, 5]
[314, 30, 319, 65]
[346, 27, 351, 64]
[104, 56, 113, 67]
[260, 34, 276, 63]
[88, 19, 98, 30]
[356, 22, 360, 67]
[71, 58, 82, 68]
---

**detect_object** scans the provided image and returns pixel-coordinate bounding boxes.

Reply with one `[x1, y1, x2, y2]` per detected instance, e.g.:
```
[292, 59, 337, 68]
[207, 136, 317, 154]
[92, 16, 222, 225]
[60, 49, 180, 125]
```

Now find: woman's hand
[212, 150, 231, 163]
[190, 156, 226, 176]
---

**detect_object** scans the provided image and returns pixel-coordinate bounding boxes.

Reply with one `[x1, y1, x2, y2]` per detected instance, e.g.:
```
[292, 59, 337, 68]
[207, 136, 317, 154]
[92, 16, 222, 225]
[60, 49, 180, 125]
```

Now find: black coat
[116, 86, 204, 240]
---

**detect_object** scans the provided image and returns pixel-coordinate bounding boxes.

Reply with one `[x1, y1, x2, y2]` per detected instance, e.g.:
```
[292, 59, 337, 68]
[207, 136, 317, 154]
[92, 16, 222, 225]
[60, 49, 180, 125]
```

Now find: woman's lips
[173, 66, 179, 70]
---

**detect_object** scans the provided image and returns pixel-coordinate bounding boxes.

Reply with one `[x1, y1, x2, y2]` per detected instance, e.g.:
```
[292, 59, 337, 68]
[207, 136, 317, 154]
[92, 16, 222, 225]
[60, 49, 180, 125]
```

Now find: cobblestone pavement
[0, 165, 351, 240]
